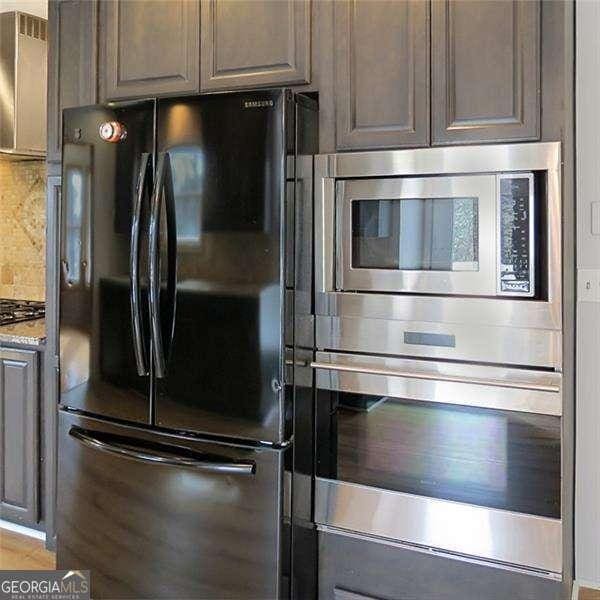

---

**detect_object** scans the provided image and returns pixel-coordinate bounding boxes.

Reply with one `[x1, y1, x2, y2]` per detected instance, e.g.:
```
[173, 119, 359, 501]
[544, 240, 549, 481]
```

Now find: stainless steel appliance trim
[149, 152, 167, 378]
[314, 143, 562, 336]
[313, 352, 562, 415]
[316, 315, 562, 370]
[130, 153, 150, 377]
[336, 175, 497, 296]
[311, 352, 562, 416]
[69, 427, 256, 475]
[315, 154, 335, 294]
[314, 478, 562, 574]
[316, 525, 562, 581]
[311, 361, 560, 392]
[0, 12, 47, 157]
[325, 142, 561, 179]
[496, 173, 536, 297]
[315, 291, 561, 330]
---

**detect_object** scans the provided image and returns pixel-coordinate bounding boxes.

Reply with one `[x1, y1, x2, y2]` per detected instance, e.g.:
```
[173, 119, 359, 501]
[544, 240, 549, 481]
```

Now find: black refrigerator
[56, 89, 317, 599]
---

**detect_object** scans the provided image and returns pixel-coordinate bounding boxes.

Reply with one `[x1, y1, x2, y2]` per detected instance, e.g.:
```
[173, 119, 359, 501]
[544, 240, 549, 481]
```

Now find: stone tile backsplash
[0, 160, 46, 301]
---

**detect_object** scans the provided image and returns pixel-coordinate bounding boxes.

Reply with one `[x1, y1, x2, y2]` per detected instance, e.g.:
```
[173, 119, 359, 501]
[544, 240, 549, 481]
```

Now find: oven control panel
[497, 173, 535, 297]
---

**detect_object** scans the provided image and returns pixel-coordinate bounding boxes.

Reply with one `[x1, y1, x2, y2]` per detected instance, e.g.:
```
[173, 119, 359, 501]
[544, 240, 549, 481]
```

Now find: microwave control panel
[497, 173, 535, 297]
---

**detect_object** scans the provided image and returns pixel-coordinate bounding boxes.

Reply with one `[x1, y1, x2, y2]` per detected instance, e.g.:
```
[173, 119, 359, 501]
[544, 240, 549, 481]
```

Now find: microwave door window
[351, 198, 479, 272]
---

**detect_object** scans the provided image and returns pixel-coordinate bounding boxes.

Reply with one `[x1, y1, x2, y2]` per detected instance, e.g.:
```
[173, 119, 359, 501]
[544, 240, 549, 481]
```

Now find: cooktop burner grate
[0, 298, 45, 326]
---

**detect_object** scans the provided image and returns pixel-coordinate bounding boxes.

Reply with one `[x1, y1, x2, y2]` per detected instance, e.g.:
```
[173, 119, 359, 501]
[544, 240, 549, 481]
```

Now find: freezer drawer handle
[310, 361, 560, 393]
[69, 428, 256, 475]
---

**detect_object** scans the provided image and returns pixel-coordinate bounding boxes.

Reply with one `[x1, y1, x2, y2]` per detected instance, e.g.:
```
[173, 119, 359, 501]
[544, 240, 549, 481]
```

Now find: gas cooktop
[0, 299, 45, 326]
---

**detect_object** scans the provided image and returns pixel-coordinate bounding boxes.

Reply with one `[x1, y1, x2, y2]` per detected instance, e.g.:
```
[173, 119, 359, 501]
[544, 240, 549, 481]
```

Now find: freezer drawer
[57, 411, 288, 599]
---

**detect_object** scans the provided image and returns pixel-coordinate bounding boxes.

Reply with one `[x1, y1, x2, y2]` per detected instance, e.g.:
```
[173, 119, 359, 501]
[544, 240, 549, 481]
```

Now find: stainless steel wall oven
[312, 143, 563, 580]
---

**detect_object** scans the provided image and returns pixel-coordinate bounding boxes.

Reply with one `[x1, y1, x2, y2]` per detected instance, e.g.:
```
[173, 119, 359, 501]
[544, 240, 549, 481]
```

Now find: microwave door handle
[131, 153, 151, 376]
[149, 153, 167, 378]
[69, 428, 256, 475]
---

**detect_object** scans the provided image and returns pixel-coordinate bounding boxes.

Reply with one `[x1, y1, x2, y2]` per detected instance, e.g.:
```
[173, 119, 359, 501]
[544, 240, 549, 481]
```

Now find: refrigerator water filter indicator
[99, 121, 127, 142]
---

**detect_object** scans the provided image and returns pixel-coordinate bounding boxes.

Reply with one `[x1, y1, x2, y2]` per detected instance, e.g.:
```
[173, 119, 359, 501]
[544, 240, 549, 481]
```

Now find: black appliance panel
[153, 91, 289, 443]
[57, 410, 287, 599]
[498, 174, 535, 296]
[60, 102, 155, 424]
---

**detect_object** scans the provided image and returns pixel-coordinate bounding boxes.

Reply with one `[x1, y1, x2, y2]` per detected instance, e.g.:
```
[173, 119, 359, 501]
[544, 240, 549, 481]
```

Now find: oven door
[336, 175, 497, 296]
[313, 352, 562, 574]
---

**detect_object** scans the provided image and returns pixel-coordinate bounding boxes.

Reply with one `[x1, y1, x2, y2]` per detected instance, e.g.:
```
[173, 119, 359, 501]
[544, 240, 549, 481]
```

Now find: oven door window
[352, 197, 479, 272]
[316, 390, 561, 518]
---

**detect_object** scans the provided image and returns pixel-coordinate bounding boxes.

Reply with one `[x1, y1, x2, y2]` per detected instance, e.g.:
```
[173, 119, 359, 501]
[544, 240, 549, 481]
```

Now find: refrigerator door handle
[69, 427, 257, 475]
[149, 152, 167, 378]
[131, 153, 151, 376]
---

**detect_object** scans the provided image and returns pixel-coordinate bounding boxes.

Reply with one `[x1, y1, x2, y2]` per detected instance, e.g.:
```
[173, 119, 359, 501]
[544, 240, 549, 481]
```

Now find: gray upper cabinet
[431, 0, 540, 145]
[100, 0, 200, 100]
[200, 0, 310, 91]
[47, 0, 97, 164]
[333, 0, 430, 150]
[0, 349, 39, 527]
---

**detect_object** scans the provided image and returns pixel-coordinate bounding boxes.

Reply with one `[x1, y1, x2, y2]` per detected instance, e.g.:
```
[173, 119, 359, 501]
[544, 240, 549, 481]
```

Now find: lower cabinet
[318, 530, 562, 600]
[0, 348, 39, 526]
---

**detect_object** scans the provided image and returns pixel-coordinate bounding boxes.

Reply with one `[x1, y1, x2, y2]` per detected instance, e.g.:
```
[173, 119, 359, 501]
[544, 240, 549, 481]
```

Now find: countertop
[0, 318, 46, 347]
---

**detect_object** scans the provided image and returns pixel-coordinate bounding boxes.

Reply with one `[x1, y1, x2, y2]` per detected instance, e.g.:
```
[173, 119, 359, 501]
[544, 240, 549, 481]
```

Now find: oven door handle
[69, 428, 256, 475]
[310, 361, 560, 393]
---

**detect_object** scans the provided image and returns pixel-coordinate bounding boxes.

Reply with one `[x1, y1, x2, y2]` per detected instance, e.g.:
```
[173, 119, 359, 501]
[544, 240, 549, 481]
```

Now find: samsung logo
[243, 100, 274, 109]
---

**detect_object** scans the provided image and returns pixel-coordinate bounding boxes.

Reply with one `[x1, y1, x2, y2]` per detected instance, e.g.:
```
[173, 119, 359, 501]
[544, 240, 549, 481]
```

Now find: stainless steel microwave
[314, 143, 562, 369]
[336, 172, 535, 297]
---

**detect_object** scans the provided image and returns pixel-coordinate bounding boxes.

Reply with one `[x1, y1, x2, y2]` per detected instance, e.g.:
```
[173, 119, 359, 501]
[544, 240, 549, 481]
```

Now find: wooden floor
[0, 528, 56, 570]
[581, 587, 600, 600]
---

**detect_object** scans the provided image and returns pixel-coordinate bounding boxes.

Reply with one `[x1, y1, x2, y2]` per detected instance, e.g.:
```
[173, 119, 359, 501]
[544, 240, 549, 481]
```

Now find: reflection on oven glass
[338, 394, 507, 494]
[319, 393, 561, 518]
[351, 197, 479, 271]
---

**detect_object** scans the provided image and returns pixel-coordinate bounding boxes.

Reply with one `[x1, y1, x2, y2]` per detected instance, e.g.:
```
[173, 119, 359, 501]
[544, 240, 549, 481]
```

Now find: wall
[0, 161, 46, 301]
[575, 0, 600, 589]
[0, 0, 47, 18]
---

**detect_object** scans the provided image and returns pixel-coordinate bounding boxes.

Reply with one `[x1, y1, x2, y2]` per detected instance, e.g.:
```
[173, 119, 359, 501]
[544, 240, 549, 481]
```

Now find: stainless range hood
[0, 11, 47, 160]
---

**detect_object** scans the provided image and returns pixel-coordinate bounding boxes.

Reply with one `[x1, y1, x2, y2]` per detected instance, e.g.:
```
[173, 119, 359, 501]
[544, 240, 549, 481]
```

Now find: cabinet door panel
[432, 0, 540, 144]
[101, 0, 200, 100]
[47, 0, 97, 163]
[334, 0, 430, 150]
[201, 0, 310, 90]
[0, 349, 39, 526]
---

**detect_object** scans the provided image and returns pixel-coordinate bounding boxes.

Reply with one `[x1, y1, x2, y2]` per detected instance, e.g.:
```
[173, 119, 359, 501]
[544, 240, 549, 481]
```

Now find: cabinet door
[432, 0, 540, 145]
[101, 0, 200, 100]
[334, 0, 430, 150]
[47, 0, 97, 164]
[0, 349, 39, 526]
[200, 0, 310, 91]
